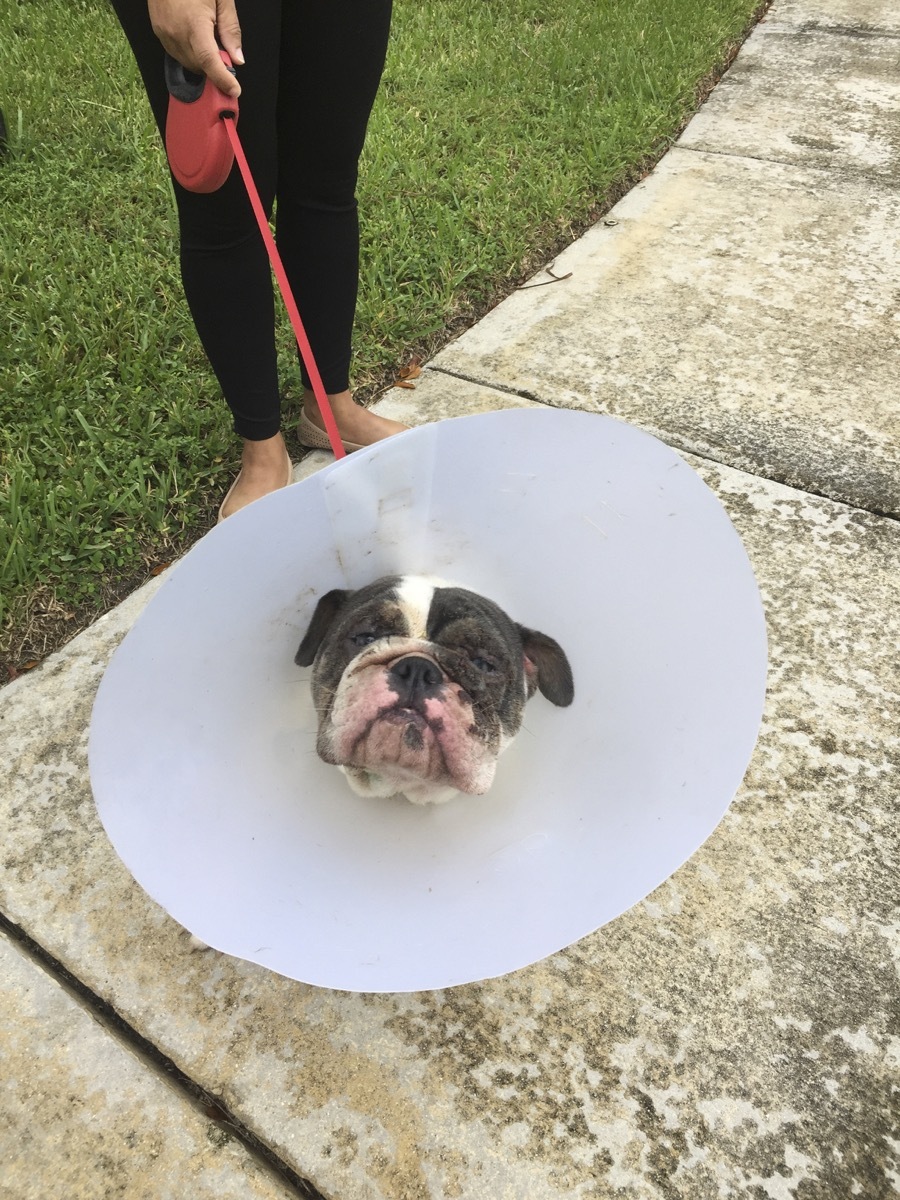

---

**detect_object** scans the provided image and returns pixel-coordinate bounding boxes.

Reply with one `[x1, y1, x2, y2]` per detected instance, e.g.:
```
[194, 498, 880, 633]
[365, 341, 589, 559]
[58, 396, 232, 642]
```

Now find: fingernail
[233, 47, 245, 65]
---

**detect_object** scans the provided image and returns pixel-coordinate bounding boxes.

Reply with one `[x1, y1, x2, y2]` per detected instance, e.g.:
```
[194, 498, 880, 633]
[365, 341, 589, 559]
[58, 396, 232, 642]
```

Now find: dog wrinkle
[346, 638, 442, 678]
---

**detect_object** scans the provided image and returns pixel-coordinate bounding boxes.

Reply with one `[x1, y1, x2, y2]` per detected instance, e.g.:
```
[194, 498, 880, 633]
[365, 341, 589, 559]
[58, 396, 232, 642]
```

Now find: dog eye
[470, 655, 497, 673]
[350, 631, 379, 647]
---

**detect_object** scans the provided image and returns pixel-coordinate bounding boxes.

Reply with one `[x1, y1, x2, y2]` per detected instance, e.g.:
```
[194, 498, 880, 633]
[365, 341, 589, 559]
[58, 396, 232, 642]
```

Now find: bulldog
[295, 575, 574, 805]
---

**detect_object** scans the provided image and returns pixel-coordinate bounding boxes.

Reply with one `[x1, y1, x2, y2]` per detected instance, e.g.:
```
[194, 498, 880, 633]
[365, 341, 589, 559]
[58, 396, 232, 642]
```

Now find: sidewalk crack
[423, 368, 899, 523]
[676, 143, 897, 186]
[0, 911, 329, 1200]
[795, 22, 900, 42]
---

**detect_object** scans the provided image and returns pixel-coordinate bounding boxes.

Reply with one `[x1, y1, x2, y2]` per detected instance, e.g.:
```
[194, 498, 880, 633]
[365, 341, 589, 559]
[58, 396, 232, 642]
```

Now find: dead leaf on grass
[13, 661, 41, 676]
[393, 359, 423, 388]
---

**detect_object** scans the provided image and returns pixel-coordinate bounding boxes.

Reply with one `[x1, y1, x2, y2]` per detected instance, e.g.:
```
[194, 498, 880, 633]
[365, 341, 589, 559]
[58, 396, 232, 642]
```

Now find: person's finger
[192, 35, 241, 98]
[215, 0, 244, 66]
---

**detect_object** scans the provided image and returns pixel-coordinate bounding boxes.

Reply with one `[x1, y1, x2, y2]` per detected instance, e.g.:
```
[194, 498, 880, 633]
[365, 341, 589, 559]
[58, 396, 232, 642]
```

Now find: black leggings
[110, 0, 393, 439]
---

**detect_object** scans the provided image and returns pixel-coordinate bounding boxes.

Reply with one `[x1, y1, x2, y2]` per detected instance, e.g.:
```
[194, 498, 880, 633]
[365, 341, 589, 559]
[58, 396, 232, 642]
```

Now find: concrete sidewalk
[2, 1, 898, 1197]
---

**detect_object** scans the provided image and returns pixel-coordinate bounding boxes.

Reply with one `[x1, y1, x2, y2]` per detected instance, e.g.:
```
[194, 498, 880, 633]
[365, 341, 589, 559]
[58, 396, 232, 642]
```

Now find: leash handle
[221, 118, 346, 459]
[164, 51, 238, 193]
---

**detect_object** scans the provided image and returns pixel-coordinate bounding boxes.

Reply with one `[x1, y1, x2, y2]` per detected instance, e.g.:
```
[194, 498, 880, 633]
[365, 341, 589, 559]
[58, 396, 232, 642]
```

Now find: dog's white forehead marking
[395, 574, 451, 639]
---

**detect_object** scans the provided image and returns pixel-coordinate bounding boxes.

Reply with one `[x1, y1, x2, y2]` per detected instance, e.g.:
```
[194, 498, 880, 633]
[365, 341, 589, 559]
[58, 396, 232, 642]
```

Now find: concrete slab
[0, 933, 298, 1200]
[771, 0, 900, 34]
[430, 148, 900, 516]
[2, 392, 897, 1197]
[681, 17, 900, 179]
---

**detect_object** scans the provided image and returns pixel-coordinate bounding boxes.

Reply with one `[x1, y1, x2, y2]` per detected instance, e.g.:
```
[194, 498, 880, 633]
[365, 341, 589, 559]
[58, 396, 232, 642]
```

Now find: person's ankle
[303, 389, 353, 423]
[241, 431, 287, 465]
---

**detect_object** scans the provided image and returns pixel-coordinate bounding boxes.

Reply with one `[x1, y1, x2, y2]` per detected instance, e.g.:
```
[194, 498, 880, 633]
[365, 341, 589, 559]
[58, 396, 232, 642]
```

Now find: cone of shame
[89, 408, 767, 991]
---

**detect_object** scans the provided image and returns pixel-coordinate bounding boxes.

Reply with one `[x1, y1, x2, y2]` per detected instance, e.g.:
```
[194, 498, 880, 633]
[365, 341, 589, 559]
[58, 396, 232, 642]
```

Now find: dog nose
[388, 655, 443, 706]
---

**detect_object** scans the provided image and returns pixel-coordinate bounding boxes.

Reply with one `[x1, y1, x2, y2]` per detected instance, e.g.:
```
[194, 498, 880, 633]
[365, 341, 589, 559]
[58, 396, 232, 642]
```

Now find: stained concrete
[0, 934, 298, 1200]
[431, 148, 900, 518]
[774, 0, 900, 33]
[682, 15, 900, 179]
[2, 0, 899, 1196]
[430, 0, 900, 517]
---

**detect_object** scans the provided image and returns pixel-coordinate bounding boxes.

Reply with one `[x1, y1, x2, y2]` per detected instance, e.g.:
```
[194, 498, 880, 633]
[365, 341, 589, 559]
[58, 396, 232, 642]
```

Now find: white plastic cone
[89, 409, 767, 992]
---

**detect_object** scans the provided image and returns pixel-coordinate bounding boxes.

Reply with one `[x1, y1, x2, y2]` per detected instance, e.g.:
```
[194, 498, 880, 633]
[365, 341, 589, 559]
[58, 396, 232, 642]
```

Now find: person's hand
[148, 0, 243, 98]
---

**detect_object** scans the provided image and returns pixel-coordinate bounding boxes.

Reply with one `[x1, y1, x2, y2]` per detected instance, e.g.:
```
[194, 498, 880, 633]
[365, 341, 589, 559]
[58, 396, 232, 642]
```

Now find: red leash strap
[221, 116, 346, 460]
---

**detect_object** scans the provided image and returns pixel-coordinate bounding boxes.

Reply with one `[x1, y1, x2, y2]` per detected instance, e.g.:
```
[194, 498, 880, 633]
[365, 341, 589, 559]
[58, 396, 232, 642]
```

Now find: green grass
[0, 0, 763, 674]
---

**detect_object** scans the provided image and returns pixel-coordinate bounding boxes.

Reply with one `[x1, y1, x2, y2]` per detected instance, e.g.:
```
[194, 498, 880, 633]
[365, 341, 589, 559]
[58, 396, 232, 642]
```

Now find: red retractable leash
[164, 50, 346, 460]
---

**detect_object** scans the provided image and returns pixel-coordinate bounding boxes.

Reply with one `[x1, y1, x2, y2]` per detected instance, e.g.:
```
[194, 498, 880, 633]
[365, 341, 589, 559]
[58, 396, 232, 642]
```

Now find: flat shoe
[216, 472, 242, 524]
[297, 410, 363, 454]
[217, 450, 293, 524]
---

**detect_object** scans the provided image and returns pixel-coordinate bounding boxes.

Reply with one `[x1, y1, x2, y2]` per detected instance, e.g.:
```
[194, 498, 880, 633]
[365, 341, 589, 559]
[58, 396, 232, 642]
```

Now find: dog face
[295, 575, 574, 805]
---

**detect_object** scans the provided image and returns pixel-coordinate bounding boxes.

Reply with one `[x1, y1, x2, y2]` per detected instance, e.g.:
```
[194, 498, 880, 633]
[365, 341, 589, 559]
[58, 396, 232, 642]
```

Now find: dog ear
[295, 589, 350, 666]
[517, 626, 574, 707]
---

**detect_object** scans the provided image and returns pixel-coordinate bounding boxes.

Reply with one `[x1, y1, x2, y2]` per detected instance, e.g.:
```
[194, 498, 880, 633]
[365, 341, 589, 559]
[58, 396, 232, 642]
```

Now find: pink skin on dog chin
[329, 667, 496, 794]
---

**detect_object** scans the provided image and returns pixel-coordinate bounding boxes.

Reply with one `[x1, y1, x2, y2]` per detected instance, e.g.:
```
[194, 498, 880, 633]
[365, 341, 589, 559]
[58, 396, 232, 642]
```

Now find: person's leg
[109, 0, 291, 517]
[275, 0, 405, 445]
